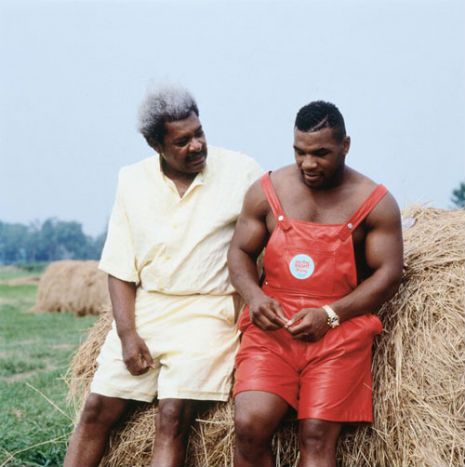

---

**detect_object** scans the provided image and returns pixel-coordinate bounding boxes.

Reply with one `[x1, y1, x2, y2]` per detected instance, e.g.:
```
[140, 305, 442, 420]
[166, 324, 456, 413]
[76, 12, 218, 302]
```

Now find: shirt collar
[154, 155, 208, 197]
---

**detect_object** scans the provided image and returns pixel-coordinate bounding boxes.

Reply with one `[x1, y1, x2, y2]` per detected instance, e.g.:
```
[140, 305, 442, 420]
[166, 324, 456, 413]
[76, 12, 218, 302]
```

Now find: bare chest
[265, 190, 368, 246]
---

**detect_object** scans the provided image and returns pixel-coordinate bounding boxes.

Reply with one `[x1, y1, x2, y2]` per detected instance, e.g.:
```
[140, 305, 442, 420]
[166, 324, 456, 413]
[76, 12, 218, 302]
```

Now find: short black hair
[295, 100, 346, 142]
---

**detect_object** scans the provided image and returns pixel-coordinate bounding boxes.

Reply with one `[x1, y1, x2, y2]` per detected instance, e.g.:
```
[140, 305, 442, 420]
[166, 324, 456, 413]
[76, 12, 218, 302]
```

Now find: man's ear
[147, 136, 162, 154]
[343, 136, 351, 156]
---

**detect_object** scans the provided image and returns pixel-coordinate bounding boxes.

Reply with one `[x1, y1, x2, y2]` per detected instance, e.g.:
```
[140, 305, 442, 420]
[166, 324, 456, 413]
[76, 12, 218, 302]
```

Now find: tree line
[1, 183, 463, 265]
[451, 182, 465, 208]
[0, 218, 106, 264]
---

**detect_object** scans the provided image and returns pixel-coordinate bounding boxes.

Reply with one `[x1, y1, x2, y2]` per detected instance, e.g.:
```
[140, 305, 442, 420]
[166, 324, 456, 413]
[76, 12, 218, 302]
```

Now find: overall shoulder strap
[338, 184, 388, 240]
[260, 172, 291, 231]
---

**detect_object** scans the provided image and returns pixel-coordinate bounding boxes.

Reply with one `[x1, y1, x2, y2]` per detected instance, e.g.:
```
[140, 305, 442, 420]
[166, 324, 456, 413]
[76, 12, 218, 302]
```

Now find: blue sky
[1, 0, 464, 235]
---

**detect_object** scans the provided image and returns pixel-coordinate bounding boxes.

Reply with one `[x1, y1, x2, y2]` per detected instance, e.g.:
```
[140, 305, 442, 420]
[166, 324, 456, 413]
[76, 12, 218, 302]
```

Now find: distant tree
[89, 231, 107, 259]
[0, 222, 30, 263]
[34, 218, 99, 261]
[0, 218, 106, 264]
[451, 182, 465, 208]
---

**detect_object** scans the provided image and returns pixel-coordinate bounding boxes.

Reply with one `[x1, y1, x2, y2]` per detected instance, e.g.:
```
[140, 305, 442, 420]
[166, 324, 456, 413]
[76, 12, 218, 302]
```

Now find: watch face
[328, 316, 339, 328]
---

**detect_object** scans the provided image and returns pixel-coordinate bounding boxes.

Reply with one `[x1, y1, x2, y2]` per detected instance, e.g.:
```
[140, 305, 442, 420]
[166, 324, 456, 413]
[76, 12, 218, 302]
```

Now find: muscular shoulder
[242, 176, 270, 220]
[367, 191, 401, 231]
[345, 168, 377, 195]
[242, 165, 296, 219]
[268, 165, 297, 187]
[346, 169, 401, 229]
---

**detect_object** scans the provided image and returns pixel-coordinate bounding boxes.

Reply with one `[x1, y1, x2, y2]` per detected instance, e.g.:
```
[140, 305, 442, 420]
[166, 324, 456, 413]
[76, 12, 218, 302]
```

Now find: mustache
[186, 149, 207, 161]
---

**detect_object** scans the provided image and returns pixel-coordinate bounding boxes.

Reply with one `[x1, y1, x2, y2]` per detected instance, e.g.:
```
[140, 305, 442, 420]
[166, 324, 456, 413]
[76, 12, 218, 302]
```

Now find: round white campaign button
[289, 254, 315, 279]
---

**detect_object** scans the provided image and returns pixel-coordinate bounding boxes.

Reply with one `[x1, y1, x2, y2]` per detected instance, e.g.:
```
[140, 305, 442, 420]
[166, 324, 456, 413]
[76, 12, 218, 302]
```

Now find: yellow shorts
[90, 289, 241, 402]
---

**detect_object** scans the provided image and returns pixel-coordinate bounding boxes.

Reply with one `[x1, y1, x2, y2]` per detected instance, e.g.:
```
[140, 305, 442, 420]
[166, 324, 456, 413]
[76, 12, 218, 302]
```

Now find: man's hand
[121, 332, 154, 376]
[286, 308, 330, 341]
[249, 294, 288, 331]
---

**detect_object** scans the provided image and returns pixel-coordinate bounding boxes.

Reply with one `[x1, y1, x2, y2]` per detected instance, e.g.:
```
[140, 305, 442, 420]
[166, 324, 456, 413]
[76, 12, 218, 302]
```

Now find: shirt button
[347, 223, 353, 229]
[278, 215, 284, 221]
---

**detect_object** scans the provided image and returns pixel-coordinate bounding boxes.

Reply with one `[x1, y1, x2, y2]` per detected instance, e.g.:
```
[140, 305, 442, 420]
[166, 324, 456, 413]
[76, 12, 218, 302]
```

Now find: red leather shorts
[234, 310, 382, 421]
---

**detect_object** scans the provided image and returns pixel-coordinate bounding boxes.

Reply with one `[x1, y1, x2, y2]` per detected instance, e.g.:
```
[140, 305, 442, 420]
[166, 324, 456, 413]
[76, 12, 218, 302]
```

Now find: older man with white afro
[64, 84, 262, 467]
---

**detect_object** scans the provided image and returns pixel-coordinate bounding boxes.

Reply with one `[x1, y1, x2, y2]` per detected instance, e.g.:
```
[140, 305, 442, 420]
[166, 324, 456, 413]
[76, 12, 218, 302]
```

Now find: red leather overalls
[234, 173, 387, 422]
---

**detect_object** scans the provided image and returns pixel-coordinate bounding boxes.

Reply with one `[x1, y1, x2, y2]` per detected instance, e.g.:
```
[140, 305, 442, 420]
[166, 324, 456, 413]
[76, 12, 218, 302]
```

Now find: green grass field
[0, 266, 98, 466]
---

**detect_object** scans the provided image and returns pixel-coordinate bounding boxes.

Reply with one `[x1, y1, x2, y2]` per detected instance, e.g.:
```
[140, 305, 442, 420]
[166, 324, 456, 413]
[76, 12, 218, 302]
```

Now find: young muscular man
[228, 101, 403, 467]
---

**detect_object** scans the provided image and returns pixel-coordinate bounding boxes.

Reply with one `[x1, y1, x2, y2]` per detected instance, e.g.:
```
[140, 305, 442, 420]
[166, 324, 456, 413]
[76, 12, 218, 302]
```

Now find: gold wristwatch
[322, 305, 340, 328]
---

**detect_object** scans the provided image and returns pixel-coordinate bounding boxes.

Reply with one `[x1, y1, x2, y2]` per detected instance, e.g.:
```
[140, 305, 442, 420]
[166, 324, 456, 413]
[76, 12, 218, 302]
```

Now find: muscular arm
[108, 275, 153, 374]
[331, 192, 403, 320]
[288, 193, 403, 339]
[228, 181, 268, 303]
[228, 181, 287, 329]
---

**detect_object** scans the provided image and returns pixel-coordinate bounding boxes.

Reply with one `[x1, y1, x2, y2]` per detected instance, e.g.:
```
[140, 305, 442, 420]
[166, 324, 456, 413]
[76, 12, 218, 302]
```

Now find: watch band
[322, 304, 340, 328]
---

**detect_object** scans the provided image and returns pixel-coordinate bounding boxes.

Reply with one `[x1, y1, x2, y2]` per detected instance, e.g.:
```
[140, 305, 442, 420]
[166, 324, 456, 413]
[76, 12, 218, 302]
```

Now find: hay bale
[67, 207, 465, 466]
[1, 276, 41, 286]
[33, 260, 110, 316]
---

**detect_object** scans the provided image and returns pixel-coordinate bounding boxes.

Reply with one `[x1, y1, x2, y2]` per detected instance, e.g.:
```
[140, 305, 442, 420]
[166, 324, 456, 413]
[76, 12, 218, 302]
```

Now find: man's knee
[234, 392, 288, 452]
[299, 419, 341, 456]
[79, 394, 126, 429]
[157, 400, 194, 438]
[234, 409, 271, 447]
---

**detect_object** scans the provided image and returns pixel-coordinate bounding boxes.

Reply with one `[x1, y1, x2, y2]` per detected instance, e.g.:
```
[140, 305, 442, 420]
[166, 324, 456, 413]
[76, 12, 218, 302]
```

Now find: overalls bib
[234, 173, 387, 422]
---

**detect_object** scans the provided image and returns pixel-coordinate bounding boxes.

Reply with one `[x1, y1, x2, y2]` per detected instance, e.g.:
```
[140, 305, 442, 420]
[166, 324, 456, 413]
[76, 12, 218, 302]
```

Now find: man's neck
[300, 164, 349, 193]
[160, 158, 199, 197]
[323, 165, 347, 190]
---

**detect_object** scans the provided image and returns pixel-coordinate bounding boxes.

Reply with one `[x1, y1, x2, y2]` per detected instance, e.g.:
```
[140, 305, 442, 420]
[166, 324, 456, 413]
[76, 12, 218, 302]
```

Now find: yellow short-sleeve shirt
[99, 146, 262, 295]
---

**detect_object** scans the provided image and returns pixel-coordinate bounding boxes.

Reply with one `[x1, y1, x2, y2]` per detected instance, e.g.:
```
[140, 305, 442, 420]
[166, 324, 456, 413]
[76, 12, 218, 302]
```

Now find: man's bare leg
[150, 398, 198, 467]
[298, 419, 342, 467]
[64, 393, 129, 467]
[234, 391, 289, 467]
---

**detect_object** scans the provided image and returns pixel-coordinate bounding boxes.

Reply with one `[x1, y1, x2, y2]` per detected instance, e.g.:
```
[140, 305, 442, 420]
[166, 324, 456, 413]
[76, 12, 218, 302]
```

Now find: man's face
[293, 127, 350, 189]
[157, 112, 208, 175]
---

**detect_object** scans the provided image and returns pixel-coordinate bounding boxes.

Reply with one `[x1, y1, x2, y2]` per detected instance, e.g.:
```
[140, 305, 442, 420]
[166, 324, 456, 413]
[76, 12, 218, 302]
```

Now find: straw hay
[0, 276, 41, 286]
[33, 260, 110, 316]
[68, 207, 465, 466]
